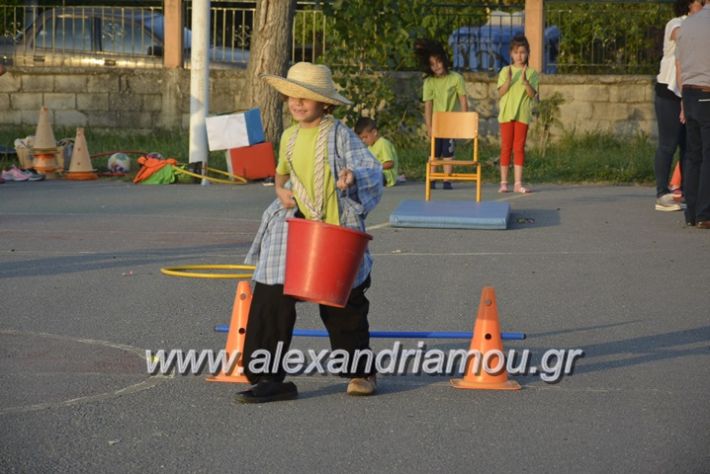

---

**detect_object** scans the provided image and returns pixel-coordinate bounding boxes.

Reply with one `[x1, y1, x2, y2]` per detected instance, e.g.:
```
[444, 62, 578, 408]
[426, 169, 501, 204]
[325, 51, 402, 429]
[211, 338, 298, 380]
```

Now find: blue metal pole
[214, 325, 525, 341]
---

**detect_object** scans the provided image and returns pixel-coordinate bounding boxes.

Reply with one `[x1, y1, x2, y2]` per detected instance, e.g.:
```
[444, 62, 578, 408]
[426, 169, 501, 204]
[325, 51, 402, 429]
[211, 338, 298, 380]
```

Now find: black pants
[682, 87, 710, 223]
[243, 276, 372, 384]
[654, 83, 686, 198]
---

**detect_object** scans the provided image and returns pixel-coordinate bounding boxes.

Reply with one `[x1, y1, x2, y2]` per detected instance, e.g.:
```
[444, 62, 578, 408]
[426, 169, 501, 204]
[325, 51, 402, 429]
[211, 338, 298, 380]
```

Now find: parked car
[448, 11, 559, 74]
[0, 7, 249, 69]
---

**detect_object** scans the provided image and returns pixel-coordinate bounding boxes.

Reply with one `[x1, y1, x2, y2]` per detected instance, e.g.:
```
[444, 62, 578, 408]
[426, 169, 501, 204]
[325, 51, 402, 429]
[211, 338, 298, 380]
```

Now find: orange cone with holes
[206, 281, 251, 383]
[451, 287, 521, 391]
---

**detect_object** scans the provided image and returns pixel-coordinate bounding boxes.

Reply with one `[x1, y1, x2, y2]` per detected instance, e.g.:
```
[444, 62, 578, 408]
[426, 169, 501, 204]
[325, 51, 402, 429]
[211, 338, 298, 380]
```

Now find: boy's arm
[275, 173, 296, 208]
[379, 139, 396, 169]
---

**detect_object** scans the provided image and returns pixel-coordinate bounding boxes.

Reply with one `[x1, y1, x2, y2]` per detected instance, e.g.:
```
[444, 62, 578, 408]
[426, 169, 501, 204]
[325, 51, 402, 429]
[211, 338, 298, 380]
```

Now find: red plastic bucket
[284, 218, 372, 308]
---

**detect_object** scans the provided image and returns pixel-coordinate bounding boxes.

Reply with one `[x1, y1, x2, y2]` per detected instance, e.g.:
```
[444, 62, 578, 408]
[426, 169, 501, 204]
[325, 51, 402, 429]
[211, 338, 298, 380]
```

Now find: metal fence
[0, 1, 673, 74]
[183, 2, 325, 65]
[546, 0, 671, 74]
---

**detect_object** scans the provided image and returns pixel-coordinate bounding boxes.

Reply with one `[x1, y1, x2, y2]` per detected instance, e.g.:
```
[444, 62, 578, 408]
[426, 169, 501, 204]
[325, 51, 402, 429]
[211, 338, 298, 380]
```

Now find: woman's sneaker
[1, 167, 29, 182]
[655, 193, 682, 212]
[19, 168, 45, 181]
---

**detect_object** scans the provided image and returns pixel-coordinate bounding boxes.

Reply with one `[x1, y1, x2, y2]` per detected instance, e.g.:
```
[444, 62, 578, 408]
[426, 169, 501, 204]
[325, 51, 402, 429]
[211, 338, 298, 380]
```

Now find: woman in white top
[654, 0, 703, 211]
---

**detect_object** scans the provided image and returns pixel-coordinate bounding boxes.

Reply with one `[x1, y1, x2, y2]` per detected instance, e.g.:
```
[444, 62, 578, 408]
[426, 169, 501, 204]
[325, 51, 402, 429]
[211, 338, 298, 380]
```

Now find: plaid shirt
[245, 119, 383, 286]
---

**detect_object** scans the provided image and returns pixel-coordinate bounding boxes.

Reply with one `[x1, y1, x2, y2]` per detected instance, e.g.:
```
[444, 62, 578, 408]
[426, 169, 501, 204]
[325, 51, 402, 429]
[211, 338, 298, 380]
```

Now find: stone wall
[0, 68, 247, 131]
[461, 72, 655, 140]
[0, 67, 657, 141]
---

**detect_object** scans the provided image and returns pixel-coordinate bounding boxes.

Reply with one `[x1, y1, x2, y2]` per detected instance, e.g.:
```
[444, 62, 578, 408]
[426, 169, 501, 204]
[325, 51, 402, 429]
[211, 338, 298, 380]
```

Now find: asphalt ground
[1, 179, 709, 473]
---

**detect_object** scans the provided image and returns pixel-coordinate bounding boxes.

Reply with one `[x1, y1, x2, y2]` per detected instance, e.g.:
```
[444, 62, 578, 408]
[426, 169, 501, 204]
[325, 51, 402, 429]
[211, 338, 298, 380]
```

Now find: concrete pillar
[188, 0, 210, 173]
[525, 0, 544, 73]
[163, 0, 184, 69]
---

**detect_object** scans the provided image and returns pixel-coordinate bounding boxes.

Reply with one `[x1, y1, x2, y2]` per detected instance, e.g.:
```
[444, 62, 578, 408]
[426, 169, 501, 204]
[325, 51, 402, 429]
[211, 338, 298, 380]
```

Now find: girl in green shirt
[497, 35, 539, 194]
[416, 40, 468, 190]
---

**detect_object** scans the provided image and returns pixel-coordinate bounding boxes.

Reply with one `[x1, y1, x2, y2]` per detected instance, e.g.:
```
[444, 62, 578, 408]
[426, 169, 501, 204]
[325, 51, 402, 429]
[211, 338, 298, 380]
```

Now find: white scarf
[286, 115, 334, 222]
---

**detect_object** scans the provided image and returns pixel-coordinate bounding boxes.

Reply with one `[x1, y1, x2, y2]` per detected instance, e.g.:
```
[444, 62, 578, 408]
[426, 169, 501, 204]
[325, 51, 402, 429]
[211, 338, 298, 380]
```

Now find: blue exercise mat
[389, 199, 510, 230]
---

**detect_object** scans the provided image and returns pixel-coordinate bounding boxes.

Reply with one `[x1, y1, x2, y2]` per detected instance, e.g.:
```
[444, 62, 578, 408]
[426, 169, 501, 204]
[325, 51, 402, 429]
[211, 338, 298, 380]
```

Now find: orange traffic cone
[65, 128, 98, 180]
[31, 106, 60, 178]
[206, 281, 251, 384]
[669, 162, 682, 192]
[451, 287, 521, 391]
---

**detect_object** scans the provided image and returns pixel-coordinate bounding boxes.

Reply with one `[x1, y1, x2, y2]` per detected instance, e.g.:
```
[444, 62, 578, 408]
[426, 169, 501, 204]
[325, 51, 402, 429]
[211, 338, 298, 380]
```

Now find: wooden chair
[425, 111, 481, 202]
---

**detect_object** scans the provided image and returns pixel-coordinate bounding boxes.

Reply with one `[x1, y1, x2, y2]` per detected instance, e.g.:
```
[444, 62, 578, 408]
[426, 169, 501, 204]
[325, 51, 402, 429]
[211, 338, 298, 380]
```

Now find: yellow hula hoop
[160, 264, 255, 279]
[174, 165, 248, 185]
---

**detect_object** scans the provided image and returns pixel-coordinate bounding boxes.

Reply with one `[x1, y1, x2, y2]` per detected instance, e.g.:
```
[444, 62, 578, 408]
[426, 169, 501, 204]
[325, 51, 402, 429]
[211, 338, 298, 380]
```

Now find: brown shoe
[346, 374, 377, 396]
[696, 220, 710, 229]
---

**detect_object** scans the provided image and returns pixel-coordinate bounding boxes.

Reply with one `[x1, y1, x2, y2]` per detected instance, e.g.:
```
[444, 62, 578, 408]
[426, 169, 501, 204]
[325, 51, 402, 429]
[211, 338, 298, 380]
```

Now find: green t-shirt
[276, 125, 339, 225]
[423, 71, 466, 112]
[368, 136, 398, 187]
[497, 65, 539, 124]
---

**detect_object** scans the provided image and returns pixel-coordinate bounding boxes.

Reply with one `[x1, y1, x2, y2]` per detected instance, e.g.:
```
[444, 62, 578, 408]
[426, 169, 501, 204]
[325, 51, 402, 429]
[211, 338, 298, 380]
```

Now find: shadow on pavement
[0, 242, 252, 278]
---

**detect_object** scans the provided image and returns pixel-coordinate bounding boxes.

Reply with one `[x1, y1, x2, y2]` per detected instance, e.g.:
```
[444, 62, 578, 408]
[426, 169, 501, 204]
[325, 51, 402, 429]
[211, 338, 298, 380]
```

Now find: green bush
[0, 125, 655, 185]
[0, 126, 228, 174]
[396, 130, 655, 184]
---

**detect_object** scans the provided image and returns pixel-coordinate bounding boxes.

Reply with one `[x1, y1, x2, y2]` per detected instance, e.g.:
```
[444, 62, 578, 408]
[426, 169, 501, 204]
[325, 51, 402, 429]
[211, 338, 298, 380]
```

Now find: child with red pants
[497, 35, 539, 194]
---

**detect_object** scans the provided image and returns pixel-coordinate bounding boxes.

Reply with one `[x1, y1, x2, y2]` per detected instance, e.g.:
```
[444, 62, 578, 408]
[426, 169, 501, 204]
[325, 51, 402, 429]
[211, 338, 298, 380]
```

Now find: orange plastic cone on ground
[65, 128, 98, 180]
[207, 281, 251, 384]
[31, 106, 60, 178]
[451, 287, 521, 391]
[669, 162, 682, 191]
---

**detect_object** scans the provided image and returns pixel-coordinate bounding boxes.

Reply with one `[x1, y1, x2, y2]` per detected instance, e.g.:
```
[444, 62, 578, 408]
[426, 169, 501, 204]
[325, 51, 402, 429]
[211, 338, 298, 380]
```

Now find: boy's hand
[521, 65, 528, 84]
[336, 169, 355, 191]
[507, 66, 512, 82]
[276, 187, 296, 208]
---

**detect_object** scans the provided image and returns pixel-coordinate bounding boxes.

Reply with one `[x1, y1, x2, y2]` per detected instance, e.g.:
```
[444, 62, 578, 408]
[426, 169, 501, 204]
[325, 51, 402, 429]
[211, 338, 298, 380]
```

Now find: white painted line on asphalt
[370, 249, 676, 256]
[0, 329, 171, 416]
[1, 212, 260, 223]
[367, 222, 391, 231]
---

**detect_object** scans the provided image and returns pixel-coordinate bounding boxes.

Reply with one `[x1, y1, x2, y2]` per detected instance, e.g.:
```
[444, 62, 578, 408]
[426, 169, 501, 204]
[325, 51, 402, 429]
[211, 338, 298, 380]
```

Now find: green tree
[546, 2, 670, 74]
[531, 92, 564, 157]
[245, 0, 296, 144]
[319, 0, 490, 147]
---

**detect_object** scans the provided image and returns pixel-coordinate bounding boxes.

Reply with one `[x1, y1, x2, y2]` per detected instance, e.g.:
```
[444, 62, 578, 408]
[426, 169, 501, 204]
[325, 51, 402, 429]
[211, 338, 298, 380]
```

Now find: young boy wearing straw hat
[236, 62, 383, 404]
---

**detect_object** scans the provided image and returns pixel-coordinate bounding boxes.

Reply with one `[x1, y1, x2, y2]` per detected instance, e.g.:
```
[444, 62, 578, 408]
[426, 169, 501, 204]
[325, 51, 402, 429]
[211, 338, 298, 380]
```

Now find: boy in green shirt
[355, 117, 400, 187]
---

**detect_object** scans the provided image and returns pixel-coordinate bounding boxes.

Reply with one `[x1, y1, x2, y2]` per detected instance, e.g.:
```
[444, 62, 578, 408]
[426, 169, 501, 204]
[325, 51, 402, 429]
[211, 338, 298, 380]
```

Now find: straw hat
[261, 62, 352, 106]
